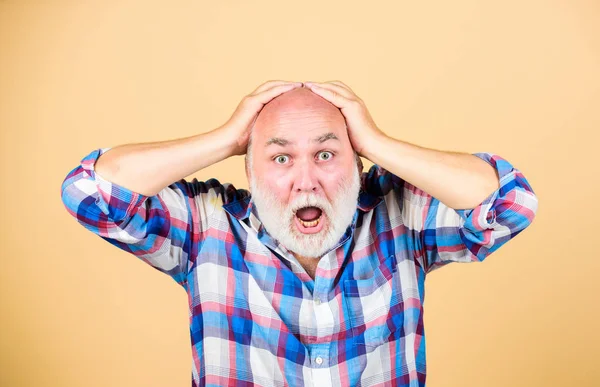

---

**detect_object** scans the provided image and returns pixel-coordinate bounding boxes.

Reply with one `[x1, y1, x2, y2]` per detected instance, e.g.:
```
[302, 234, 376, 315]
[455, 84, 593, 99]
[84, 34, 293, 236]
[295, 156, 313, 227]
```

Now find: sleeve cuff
[460, 152, 537, 231]
[81, 147, 148, 222]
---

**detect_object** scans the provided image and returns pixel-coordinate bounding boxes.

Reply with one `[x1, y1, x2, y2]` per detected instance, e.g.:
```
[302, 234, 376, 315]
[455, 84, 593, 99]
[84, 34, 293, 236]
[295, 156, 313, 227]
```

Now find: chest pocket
[343, 254, 403, 348]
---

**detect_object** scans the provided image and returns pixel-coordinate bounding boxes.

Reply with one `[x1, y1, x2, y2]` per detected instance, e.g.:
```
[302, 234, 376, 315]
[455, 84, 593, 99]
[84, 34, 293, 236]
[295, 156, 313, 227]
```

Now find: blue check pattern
[61, 147, 538, 386]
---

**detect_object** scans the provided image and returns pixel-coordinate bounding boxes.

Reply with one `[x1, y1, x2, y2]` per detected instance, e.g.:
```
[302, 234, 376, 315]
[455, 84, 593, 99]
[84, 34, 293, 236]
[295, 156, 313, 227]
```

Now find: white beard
[249, 166, 361, 259]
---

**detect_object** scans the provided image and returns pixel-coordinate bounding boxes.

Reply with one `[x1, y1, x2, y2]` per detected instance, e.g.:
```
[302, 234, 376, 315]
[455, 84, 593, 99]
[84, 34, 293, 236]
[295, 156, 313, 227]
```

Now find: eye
[274, 155, 290, 164]
[317, 151, 334, 161]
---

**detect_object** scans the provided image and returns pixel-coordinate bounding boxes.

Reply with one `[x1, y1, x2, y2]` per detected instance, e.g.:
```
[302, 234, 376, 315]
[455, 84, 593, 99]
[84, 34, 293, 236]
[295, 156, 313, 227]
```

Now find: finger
[231, 82, 301, 130]
[252, 80, 300, 95]
[307, 81, 356, 101]
[328, 80, 354, 93]
[305, 83, 353, 109]
[251, 82, 302, 105]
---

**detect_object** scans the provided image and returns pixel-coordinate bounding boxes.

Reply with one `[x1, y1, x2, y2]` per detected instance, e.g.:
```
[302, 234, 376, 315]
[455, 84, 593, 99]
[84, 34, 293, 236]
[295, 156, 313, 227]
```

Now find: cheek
[322, 171, 350, 194]
[270, 173, 294, 193]
[263, 179, 291, 204]
[273, 187, 289, 203]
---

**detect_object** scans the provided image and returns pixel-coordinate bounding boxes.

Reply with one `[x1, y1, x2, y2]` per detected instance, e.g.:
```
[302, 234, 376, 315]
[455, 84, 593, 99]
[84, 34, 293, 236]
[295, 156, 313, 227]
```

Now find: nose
[293, 162, 319, 194]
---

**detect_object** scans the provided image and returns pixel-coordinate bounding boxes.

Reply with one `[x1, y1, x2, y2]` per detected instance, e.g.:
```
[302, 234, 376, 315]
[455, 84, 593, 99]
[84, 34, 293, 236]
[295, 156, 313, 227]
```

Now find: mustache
[288, 181, 348, 216]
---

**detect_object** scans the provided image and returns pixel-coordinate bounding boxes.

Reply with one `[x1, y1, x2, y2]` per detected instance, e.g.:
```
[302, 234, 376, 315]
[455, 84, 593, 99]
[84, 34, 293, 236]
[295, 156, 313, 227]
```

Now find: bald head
[245, 86, 353, 173]
[254, 87, 346, 131]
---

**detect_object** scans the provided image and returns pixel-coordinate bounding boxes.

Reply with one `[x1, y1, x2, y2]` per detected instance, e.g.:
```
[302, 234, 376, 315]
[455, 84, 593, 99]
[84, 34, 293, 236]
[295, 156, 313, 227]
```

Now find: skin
[245, 87, 363, 276]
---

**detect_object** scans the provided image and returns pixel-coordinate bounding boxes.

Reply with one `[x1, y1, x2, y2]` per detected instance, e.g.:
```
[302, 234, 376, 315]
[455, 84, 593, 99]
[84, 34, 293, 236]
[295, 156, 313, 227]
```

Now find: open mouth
[294, 206, 325, 233]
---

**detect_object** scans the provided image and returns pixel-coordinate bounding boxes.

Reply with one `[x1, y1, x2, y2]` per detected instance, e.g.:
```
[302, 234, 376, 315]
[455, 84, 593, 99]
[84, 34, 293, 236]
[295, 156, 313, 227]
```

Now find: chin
[284, 222, 332, 258]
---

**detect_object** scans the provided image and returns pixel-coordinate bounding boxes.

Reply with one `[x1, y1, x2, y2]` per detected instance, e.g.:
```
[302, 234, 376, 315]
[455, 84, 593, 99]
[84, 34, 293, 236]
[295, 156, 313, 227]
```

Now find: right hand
[218, 80, 304, 156]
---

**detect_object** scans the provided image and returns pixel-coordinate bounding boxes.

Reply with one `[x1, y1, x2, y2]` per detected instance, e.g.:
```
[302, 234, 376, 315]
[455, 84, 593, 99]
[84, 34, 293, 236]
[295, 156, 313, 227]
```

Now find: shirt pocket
[342, 253, 403, 348]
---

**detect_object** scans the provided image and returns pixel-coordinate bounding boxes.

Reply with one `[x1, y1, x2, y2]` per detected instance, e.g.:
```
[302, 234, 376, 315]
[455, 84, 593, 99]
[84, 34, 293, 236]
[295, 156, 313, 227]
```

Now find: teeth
[298, 215, 321, 228]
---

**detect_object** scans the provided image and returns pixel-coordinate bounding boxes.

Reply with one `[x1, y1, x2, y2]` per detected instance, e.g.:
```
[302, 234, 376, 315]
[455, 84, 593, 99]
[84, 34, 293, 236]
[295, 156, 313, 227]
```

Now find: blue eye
[317, 151, 333, 161]
[274, 155, 289, 164]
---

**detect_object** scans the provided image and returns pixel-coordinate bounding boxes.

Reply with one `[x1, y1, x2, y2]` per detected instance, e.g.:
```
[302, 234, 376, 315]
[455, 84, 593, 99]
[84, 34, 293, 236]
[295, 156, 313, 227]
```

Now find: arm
[363, 135, 501, 211]
[93, 129, 235, 197]
[362, 143, 538, 273]
[59, 133, 232, 289]
[303, 81, 539, 273]
[60, 81, 304, 288]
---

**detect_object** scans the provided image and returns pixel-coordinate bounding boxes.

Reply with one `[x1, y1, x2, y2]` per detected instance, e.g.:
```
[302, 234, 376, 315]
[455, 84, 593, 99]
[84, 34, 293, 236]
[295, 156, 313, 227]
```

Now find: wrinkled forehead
[252, 87, 348, 144]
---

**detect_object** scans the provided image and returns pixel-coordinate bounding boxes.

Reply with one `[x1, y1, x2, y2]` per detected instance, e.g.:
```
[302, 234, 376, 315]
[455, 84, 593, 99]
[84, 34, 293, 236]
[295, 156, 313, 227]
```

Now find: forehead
[252, 88, 347, 145]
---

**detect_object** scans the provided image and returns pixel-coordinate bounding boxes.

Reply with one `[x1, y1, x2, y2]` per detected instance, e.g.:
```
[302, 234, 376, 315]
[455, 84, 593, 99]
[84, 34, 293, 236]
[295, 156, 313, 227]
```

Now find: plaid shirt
[61, 147, 538, 387]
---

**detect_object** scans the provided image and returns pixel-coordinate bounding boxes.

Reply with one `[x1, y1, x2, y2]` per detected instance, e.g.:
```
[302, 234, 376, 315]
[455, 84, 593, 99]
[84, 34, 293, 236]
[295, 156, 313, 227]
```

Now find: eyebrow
[265, 132, 339, 147]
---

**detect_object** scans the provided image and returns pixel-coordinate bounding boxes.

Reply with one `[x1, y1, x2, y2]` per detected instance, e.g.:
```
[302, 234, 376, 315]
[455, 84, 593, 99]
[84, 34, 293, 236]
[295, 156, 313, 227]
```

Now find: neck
[292, 252, 319, 279]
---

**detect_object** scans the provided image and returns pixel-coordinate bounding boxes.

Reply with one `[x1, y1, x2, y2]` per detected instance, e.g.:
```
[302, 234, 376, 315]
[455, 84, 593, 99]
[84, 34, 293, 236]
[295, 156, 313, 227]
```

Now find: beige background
[1, 0, 598, 386]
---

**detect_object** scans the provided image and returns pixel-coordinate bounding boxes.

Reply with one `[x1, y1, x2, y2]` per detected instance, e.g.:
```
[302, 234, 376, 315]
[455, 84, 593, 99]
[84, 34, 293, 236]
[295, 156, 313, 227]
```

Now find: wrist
[362, 131, 389, 162]
[212, 125, 243, 157]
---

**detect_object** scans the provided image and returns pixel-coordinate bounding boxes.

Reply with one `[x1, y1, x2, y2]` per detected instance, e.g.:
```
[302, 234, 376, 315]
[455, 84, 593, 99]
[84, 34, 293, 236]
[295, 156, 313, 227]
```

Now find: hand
[303, 80, 386, 158]
[219, 80, 304, 156]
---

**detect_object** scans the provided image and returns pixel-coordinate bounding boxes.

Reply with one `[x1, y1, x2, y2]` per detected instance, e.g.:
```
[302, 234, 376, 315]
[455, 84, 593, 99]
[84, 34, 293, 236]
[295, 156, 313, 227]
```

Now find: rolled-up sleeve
[60, 147, 221, 289]
[401, 152, 538, 274]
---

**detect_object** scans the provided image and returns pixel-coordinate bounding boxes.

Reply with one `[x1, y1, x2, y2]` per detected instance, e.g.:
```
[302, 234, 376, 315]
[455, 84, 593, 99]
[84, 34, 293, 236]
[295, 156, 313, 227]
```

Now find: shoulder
[172, 177, 250, 205]
[360, 164, 404, 198]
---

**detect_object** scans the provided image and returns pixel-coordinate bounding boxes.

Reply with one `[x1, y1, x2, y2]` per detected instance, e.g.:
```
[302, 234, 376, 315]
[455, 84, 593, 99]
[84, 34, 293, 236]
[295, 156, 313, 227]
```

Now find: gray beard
[249, 167, 361, 258]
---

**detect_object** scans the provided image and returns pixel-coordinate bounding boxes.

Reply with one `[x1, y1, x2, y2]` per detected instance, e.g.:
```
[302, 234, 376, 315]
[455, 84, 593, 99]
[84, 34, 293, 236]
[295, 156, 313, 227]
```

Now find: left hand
[303, 80, 386, 157]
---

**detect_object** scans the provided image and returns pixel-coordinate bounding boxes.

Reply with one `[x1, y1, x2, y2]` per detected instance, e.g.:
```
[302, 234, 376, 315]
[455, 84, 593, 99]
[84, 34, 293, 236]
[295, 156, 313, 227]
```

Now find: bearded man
[61, 80, 538, 387]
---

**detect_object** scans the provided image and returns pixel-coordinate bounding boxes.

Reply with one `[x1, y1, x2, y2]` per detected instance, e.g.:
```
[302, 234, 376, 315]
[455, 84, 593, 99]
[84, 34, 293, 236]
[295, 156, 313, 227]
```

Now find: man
[61, 80, 538, 386]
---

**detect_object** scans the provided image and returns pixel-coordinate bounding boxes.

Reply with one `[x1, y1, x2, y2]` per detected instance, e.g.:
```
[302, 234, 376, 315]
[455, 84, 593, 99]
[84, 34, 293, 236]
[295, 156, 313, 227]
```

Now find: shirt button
[315, 356, 323, 365]
[314, 297, 321, 305]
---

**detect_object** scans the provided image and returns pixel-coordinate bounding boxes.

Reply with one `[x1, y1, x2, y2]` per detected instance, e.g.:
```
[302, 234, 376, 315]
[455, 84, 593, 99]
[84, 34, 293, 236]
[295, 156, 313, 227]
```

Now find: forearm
[94, 128, 234, 197]
[363, 134, 500, 210]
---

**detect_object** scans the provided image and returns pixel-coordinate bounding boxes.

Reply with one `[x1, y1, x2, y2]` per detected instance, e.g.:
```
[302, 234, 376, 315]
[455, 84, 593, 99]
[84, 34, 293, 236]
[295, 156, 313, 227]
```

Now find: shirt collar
[222, 189, 382, 221]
